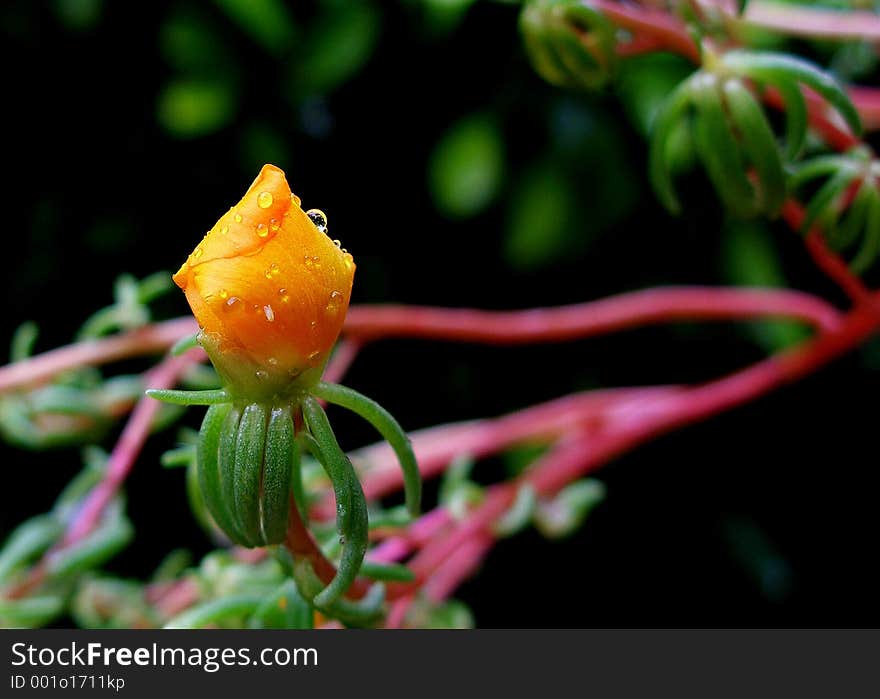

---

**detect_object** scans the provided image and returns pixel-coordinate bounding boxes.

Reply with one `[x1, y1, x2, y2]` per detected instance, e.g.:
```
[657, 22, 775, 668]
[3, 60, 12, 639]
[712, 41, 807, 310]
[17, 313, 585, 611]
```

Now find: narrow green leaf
[314, 382, 421, 517]
[648, 75, 697, 214]
[692, 75, 759, 217]
[723, 50, 861, 137]
[145, 388, 229, 406]
[722, 79, 785, 215]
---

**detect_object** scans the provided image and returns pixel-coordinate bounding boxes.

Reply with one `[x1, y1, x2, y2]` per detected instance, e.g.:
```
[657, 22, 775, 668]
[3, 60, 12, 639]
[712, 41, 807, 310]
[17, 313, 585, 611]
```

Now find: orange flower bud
[173, 164, 355, 398]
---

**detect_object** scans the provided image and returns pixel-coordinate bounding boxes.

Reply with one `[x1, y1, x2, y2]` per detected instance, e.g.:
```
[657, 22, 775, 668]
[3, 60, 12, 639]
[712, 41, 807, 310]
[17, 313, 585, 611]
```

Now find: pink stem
[60, 350, 203, 547]
[0, 288, 839, 395]
[742, 1, 880, 42]
[0, 317, 199, 393]
[342, 287, 841, 343]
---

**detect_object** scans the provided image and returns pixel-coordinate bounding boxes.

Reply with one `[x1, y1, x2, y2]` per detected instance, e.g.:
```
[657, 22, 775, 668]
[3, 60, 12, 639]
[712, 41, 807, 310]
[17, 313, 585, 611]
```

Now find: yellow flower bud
[173, 164, 355, 398]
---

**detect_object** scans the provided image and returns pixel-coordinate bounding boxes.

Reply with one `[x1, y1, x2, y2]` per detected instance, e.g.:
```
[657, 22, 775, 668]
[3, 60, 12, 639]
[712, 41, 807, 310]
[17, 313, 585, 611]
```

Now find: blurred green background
[2, 0, 879, 626]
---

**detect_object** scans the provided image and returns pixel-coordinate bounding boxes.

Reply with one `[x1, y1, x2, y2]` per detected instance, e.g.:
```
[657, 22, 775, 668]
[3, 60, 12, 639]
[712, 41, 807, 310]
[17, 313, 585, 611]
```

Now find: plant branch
[741, 1, 880, 43]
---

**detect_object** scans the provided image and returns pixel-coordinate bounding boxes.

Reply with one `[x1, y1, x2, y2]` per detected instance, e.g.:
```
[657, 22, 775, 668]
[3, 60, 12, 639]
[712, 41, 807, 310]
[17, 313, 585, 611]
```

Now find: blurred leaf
[421, 0, 476, 35]
[157, 79, 237, 139]
[160, 9, 230, 75]
[722, 219, 809, 351]
[429, 113, 505, 219]
[212, 0, 296, 55]
[504, 162, 575, 270]
[53, 0, 102, 32]
[296, 3, 381, 95]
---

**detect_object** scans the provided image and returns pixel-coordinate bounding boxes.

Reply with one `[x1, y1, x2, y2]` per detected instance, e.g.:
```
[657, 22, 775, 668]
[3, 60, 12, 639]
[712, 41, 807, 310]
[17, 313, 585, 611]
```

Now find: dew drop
[192, 247, 204, 260]
[267, 357, 279, 367]
[304, 255, 321, 270]
[309, 320, 317, 329]
[307, 350, 320, 361]
[220, 225, 229, 235]
[256, 222, 269, 238]
[325, 290, 343, 314]
[263, 305, 275, 322]
[269, 218, 280, 232]
[332, 239, 341, 248]
[265, 263, 280, 279]
[343, 252, 354, 271]
[257, 191, 273, 209]
[278, 288, 289, 303]
[255, 369, 269, 380]
[306, 208, 328, 233]
[223, 296, 241, 311]
[290, 193, 302, 206]
[217, 289, 228, 300]
[234, 212, 243, 223]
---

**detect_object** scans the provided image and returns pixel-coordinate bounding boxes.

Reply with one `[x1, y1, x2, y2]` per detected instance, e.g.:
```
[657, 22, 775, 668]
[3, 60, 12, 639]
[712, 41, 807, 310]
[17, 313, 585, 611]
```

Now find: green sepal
[233, 403, 269, 546]
[196, 403, 240, 542]
[218, 405, 249, 545]
[301, 396, 369, 607]
[314, 381, 422, 517]
[261, 406, 295, 544]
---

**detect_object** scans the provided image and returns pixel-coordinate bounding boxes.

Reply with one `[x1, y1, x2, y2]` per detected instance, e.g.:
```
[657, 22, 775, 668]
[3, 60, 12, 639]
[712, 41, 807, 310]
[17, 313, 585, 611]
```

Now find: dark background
[1, 0, 878, 626]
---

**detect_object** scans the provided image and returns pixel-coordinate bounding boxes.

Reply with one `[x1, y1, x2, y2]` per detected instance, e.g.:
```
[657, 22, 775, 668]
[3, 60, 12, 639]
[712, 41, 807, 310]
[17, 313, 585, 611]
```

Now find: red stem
[342, 287, 841, 343]
[742, 1, 880, 42]
[0, 288, 839, 395]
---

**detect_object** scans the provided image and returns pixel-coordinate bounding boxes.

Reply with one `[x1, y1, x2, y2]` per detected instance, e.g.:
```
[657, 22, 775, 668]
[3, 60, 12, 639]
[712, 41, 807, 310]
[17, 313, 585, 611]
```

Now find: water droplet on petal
[255, 369, 269, 380]
[304, 255, 321, 270]
[325, 290, 343, 314]
[257, 191, 273, 209]
[269, 218, 280, 232]
[278, 288, 289, 303]
[332, 239, 341, 248]
[218, 289, 228, 300]
[267, 357, 278, 367]
[265, 263, 280, 279]
[343, 252, 354, 271]
[306, 209, 327, 233]
[234, 212, 243, 223]
[220, 225, 229, 235]
[223, 296, 241, 311]
[291, 193, 302, 206]
[256, 223, 269, 238]
[307, 350, 320, 361]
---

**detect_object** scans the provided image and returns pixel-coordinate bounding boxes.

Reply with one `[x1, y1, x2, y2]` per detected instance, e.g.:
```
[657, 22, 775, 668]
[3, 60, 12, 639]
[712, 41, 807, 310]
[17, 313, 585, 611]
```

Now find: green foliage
[212, 0, 297, 55]
[429, 112, 505, 219]
[157, 79, 238, 139]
